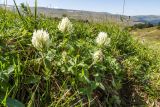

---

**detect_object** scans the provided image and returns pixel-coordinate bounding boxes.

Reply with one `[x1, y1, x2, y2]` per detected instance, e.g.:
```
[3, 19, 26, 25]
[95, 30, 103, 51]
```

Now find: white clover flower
[96, 32, 111, 47]
[32, 29, 50, 51]
[93, 50, 104, 62]
[58, 17, 73, 33]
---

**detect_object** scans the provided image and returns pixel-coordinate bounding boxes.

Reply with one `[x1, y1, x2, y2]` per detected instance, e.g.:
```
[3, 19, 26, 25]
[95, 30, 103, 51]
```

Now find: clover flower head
[58, 17, 73, 33]
[96, 32, 111, 46]
[93, 50, 104, 62]
[32, 29, 50, 51]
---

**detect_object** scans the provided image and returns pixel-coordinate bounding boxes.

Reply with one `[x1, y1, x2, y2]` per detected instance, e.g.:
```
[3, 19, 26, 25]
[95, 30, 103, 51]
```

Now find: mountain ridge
[0, 4, 160, 25]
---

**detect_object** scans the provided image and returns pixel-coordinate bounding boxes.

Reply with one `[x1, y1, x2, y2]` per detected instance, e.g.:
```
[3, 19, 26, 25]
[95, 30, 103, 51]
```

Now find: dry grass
[131, 27, 160, 52]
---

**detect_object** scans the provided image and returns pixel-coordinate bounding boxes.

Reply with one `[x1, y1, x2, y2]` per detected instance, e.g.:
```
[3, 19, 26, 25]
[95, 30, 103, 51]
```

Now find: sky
[0, 0, 160, 16]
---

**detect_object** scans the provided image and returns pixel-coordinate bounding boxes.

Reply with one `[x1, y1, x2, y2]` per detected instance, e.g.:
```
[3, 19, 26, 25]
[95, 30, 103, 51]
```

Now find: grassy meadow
[0, 2, 160, 107]
[132, 27, 160, 52]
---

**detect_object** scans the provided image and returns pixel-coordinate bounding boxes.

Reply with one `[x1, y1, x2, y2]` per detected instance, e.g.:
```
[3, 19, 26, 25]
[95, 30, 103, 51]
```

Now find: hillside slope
[0, 8, 160, 107]
[132, 15, 160, 25]
[1, 4, 160, 25]
[132, 27, 160, 51]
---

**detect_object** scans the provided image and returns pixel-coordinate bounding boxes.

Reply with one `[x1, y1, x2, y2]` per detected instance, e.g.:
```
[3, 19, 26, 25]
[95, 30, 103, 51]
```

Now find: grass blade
[13, 0, 23, 19]
[34, 0, 37, 29]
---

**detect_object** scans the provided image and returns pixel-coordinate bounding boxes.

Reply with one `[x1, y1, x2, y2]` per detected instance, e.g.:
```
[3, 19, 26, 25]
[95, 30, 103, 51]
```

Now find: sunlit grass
[0, 2, 160, 107]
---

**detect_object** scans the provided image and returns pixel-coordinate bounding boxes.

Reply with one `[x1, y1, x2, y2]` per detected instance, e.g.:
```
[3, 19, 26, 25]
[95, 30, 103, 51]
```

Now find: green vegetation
[128, 21, 160, 31]
[0, 3, 160, 107]
[129, 22, 154, 30]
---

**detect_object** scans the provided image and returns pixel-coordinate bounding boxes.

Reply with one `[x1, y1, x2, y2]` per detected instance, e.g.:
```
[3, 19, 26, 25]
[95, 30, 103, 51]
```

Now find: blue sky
[1, 0, 160, 16]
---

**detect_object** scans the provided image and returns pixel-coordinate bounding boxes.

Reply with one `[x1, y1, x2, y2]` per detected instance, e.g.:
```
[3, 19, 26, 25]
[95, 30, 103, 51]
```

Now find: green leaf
[0, 82, 10, 92]
[0, 65, 14, 76]
[98, 83, 105, 90]
[84, 75, 90, 84]
[24, 75, 41, 84]
[91, 81, 98, 90]
[78, 69, 90, 84]
[6, 66, 15, 74]
[6, 97, 25, 107]
[79, 87, 91, 96]
[0, 65, 14, 86]
[0, 95, 25, 107]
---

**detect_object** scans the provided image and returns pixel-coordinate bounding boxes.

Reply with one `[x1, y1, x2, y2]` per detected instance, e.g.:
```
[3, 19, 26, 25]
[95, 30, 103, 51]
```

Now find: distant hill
[39, 7, 136, 25]
[132, 15, 160, 25]
[0, 4, 160, 25]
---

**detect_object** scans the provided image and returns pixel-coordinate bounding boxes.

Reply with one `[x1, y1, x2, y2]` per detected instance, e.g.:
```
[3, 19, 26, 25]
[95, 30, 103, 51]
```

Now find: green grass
[0, 4, 160, 107]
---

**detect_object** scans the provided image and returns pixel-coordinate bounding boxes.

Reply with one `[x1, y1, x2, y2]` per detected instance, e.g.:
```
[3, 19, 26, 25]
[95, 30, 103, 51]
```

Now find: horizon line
[0, 3, 160, 16]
